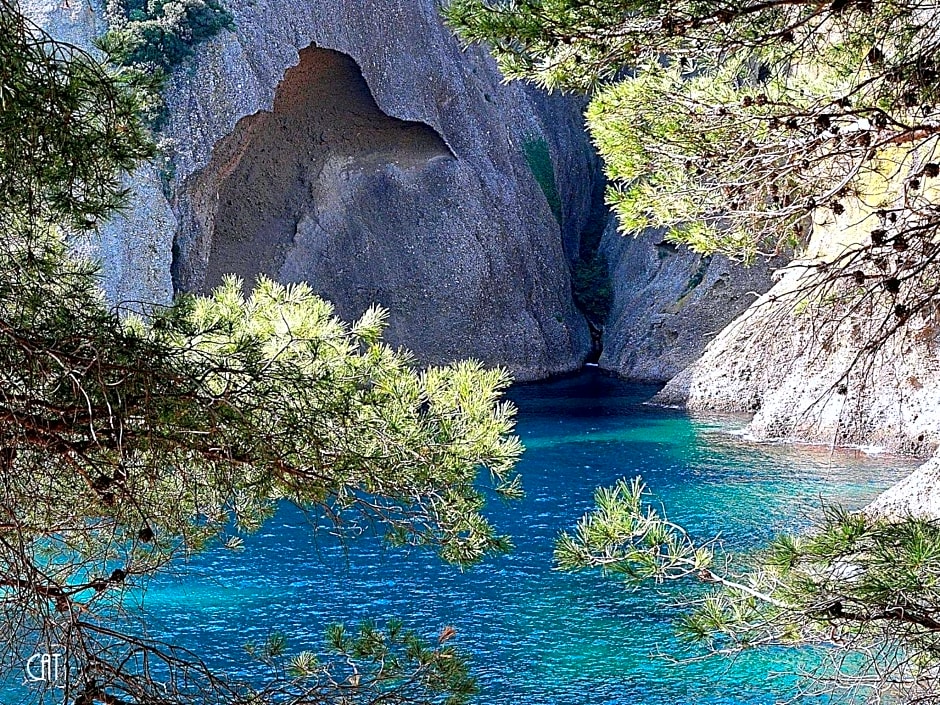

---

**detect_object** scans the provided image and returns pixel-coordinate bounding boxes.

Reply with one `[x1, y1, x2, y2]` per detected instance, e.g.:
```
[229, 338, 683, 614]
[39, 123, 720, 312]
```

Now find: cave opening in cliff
[175, 45, 453, 294]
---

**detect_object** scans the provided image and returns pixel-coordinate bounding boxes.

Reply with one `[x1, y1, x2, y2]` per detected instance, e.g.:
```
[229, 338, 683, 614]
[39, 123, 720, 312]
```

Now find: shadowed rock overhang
[174, 45, 453, 293]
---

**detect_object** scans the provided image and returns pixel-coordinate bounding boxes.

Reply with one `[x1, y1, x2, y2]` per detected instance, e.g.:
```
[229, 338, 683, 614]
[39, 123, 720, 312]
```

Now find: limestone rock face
[28, 0, 599, 380]
[598, 218, 779, 382]
[652, 158, 940, 455]
[21, 0, 103, 45]
[21, 0, 177, 311]
[655, 258, 940, 456]
[161, 0, 599, 380]
[866, 452, 940, 520]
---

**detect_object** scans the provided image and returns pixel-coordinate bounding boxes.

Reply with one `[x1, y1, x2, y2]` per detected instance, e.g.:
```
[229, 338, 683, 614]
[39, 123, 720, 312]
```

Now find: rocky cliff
[598, 218, 780, 382]
[26, 0, 603, 380]
[21, 0, 178, 309]
[866, 451, 940, 519]
[655, 200, 940, 458]
[656, 259, 940, 457]
[23, 0, 791, 388]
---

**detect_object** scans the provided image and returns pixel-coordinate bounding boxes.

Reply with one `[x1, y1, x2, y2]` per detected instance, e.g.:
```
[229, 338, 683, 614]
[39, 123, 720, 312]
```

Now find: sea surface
[118, 373, 921, 702]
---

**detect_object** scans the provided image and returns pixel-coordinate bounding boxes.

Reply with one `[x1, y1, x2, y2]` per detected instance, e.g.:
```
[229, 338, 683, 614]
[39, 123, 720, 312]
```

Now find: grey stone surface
[866, 452, 940, 520]
[27, 0, 599, 380]
[21, 0, 104, 50]
[25, 0, 783, 386]
[656, 259, 940, 456]
[73, 164, 176, 312]
[598, 217, 780, 382]
[159, 0, 598, 380]
[22, 0, 177, 312]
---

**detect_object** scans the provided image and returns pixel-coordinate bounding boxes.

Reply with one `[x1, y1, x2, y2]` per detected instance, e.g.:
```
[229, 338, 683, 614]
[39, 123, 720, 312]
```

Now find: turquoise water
[138, 371, 911, 704]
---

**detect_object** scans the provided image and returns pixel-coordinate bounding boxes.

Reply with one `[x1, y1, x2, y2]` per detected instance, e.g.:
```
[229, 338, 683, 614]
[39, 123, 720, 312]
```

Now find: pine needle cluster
[1, 3, 522, 702]
[558, 477, 940, 702]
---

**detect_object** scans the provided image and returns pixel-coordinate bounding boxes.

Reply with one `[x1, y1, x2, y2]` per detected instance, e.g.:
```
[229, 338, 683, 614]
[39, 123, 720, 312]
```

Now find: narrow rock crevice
[569, 174, 612, 364]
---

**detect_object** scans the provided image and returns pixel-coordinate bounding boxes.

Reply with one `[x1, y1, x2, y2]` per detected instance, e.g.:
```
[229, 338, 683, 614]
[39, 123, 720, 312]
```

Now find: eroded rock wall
[29, 0, 780, 386]
[654, 196, 940, 458]
[28, 0, 600, 380]
[655, 261, 940, 456]
[652, 167, 940, 456]
[21, 0, 176, 310]
[161, 0, 602, 380]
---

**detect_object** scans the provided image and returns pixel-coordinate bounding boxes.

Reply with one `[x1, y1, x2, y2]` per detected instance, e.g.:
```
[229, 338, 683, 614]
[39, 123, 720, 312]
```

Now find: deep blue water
[137, 373, 913, 702]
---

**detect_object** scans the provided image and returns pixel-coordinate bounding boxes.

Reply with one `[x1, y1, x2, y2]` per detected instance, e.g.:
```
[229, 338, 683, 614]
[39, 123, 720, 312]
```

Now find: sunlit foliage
[1, 2, 521, 702]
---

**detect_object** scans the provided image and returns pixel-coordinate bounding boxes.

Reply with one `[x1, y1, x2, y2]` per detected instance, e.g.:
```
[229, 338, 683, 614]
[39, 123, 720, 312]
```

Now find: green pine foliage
[571, 253, 612, 324]
[98, 0, 234, 72]
[522, 136, 563, 225]
[0, 6, 154, 229]
[446, 3, 940, 699]
[557, 477, 940, 701]
[0, 3, 520, 702]
[244, 621, 478, 705]
[444, 0, 940, 301]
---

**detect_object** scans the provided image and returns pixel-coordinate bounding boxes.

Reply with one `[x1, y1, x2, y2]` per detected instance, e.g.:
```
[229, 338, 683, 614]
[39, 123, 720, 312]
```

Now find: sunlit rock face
[867, 452, 940, 520]
[171, 42, 594, 377]
[20, 0, 176, 311]
[656, 184, 940, 458]
[25, 0, 783, 385]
